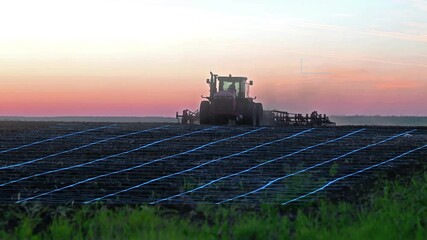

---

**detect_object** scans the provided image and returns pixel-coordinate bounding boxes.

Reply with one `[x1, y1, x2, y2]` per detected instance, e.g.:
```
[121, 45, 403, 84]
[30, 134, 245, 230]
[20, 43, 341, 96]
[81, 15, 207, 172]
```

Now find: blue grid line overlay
[0, 124, 115, 154]
[217, 129, 416, 204]
[17, 126, 263, 203]
[282, 144, 427, 205]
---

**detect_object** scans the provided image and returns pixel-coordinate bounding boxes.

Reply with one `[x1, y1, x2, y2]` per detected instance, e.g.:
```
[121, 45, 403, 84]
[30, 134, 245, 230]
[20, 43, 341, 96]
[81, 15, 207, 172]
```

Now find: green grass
[1, 172, 426, 239]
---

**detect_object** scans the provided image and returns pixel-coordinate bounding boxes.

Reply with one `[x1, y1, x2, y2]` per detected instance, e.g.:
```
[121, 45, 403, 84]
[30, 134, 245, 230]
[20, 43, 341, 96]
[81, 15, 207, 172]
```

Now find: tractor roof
[217, 76, 248, 82]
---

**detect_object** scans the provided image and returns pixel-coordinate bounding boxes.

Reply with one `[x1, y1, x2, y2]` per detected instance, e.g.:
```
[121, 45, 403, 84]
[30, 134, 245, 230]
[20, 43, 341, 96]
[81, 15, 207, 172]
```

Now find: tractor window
[222, 81, 241, 93]
[218, 79, 246, 97]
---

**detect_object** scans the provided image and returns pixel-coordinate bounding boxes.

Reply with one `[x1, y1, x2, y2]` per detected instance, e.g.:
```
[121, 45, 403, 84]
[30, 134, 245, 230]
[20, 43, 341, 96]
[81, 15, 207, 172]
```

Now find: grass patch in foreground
[0, 173, 426, 239]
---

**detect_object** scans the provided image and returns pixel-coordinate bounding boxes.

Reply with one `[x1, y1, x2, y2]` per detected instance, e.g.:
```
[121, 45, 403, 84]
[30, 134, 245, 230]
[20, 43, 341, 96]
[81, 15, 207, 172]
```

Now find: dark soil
[0, 121, 426, 204]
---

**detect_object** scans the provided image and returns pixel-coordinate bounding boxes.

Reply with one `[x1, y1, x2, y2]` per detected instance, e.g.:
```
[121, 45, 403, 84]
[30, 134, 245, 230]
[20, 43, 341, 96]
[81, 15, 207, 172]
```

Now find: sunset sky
[0, 0, 426, 116]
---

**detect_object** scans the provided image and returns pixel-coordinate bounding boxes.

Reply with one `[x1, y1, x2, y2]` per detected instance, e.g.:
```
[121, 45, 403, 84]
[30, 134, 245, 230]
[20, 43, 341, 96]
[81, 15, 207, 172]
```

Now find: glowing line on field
[86, 128, 313, 204]
[217, 129, 416, 204]
[282, 143, 427, 205]
[0, 126, 169, 183]
[153, 128, 364, 204]
[11, 125, 216, 188]
[0, 125, 115, 154]
[16, 126, 257, 203]
[82, 127, 266, 203]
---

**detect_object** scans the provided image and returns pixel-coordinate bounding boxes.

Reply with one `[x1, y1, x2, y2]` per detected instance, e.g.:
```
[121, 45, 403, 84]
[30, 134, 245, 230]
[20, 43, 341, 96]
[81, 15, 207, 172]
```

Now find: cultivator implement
[176, 109, 199, 124]
[264, 110, 335, 126]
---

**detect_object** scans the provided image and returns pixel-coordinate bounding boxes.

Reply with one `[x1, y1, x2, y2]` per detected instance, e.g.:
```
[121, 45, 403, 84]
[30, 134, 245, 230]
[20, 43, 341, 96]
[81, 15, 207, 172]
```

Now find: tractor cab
[206, 72, 253, 100]
[218, 76, 251, 98]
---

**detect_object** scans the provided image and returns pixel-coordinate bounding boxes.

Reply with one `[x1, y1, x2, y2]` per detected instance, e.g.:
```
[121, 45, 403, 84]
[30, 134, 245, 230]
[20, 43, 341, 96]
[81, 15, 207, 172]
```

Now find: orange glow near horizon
[0, 1, 426, 116]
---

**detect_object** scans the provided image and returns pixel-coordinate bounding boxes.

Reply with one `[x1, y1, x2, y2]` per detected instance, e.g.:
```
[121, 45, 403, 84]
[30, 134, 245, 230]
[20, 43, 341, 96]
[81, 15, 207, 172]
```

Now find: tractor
[176, 71, 335, 126]
[199, 72, 263, 126]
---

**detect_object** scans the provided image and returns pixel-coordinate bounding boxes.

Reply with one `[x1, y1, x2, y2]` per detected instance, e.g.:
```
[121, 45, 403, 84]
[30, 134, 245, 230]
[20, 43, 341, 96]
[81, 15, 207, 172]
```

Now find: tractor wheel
[255, 103, 263, 126]
[199, 101, 211, 124]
